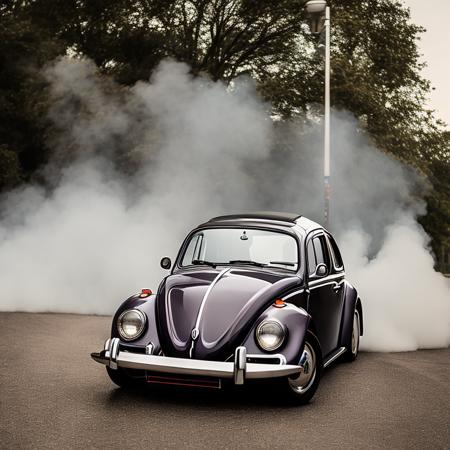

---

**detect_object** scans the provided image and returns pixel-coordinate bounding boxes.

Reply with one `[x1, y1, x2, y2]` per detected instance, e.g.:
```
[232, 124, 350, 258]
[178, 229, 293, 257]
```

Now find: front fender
[110, 294, 161, 353]
[241, 303, 311, 365]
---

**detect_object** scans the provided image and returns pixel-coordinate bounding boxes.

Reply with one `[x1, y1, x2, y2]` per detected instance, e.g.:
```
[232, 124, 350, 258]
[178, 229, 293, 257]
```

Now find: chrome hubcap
[352, 311, 360, 355]
[289, 342, 316, 394]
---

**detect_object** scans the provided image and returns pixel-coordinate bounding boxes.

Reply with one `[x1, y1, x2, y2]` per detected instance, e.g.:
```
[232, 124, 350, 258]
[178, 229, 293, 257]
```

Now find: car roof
[208, 211, 301, 224]
[202, 212, 324, 235]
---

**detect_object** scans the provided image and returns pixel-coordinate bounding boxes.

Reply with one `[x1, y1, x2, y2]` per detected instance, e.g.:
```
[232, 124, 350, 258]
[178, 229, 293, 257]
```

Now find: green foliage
[0, 144, 22, 190]
[50, 0, 311, 85]
[0, 1, 65, 187]
[0, 0, 448, 269]
[419, 152, 450, 272]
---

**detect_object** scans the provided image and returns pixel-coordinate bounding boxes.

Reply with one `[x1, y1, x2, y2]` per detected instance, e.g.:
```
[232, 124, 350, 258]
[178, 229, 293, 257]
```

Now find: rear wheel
[343, 309, 360, 362]
[278, 331, 322, 405]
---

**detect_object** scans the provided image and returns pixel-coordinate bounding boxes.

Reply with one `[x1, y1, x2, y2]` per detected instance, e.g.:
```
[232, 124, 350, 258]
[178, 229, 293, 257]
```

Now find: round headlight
[256, 319, 286, 351]
[117, 309, 146, 341]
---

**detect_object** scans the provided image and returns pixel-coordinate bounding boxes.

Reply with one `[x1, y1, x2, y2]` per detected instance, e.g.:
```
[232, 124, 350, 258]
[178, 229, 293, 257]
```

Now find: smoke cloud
[0, 57, 448, 351]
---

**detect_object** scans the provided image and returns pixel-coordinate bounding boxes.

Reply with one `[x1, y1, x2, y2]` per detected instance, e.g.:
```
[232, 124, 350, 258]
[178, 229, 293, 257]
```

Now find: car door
[305, 232, 345, 358]
[324, 233, 346, 349]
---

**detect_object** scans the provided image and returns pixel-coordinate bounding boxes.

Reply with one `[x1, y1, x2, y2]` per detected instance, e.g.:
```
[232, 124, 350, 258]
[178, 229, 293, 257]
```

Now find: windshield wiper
[228, 260, 266, 267]
[268, 261, 296, 267]
[192, 259, 218, 268]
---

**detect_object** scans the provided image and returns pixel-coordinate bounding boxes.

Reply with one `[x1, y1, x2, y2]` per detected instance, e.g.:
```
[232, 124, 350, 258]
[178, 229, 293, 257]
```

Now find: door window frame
[305, 231, 332, 282]
[324, 233, 345, 273]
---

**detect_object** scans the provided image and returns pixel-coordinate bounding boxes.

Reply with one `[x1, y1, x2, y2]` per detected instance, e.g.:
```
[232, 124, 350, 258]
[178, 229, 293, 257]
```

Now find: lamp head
[304, 0, 327, 34]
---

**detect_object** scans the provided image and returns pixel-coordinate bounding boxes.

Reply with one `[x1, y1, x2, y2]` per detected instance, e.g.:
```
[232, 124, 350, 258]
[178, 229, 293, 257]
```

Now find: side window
[313, 235, 330, 268]
[307, 234, 330, 277]
[307, 241, 316, 275]
[327, 235, 344, 270]
[313, 238, 324, 265]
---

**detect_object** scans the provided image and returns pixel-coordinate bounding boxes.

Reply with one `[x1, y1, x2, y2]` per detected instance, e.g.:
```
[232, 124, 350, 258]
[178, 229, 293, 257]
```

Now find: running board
[323, 347, 346, 368]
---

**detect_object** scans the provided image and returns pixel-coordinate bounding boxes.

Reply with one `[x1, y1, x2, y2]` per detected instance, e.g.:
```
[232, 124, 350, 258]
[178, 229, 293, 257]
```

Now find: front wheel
[277, 330, 322, 405]
[106, 366, 137, 388]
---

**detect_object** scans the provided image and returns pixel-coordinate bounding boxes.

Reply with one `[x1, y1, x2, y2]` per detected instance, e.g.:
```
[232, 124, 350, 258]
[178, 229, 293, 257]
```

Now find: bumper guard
[91, 338, 302, 385]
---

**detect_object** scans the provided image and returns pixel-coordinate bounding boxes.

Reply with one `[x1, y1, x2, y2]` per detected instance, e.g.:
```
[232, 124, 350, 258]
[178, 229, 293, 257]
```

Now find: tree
[2, 0, 449, 269]
[47, 0, 311, 88]
[0, 1, 65, 190]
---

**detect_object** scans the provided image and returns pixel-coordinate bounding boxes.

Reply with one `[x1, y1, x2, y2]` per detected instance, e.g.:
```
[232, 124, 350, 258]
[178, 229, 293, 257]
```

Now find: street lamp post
[304, 0, 331, 229]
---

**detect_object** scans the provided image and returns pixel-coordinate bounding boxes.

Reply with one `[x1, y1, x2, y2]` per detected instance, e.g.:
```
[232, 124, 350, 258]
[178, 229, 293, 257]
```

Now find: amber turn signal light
[273, 299, 286, 308]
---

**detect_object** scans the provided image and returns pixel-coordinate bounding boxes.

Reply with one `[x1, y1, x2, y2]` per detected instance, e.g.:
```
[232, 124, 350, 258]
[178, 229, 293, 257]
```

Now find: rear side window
[327, 235, 344, 270]
[314, 235, 331, 267]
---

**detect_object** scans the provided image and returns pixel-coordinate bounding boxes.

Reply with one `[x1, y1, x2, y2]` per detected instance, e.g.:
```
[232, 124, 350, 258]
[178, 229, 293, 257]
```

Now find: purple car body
[92, 212, 363, 404]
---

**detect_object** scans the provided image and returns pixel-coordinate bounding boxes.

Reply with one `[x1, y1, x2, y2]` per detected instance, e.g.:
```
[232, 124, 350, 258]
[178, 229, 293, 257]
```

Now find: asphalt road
[0, 313, 448, 449]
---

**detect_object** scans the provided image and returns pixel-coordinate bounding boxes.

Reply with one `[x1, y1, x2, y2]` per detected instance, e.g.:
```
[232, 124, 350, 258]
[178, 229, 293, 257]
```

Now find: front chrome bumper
[91, 338, 302, 385]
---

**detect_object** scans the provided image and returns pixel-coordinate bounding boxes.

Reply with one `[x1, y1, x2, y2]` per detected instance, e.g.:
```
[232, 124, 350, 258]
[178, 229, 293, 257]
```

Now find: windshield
[180, 228, 299, 271]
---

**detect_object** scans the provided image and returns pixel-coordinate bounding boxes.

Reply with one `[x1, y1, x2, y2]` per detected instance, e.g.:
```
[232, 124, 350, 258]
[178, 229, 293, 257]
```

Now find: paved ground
[0, 313, 448, 449]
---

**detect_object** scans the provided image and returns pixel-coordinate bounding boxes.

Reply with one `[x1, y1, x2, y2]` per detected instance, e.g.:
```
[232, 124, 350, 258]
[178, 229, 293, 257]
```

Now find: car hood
[155, 267, 301, 360]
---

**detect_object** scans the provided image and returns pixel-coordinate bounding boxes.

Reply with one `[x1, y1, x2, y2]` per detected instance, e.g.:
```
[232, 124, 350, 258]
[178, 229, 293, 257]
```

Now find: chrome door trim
[323, 346, 346, 368]
[308, 273, 345, 289]
[282, 289, 305, 300]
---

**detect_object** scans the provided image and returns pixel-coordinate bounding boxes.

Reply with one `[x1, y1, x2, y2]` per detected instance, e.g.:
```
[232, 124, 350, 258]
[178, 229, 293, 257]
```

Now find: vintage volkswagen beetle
[91, 212, 363, 404]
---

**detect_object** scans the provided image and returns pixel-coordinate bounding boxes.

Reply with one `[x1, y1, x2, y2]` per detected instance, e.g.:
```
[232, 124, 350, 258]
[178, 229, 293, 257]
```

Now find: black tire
[277, 330, 323, 405]
[106, 366, 136, 388]
[343, 308, 361, 362]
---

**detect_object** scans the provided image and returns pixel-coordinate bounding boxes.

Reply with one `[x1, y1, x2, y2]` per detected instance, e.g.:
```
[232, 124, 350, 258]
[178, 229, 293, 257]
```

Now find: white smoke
[342, 218, 449, 351]
[0, 57, 448, 351]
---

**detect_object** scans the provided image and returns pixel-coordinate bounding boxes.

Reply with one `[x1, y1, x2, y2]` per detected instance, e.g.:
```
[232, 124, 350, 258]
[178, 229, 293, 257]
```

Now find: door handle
[332, 282, 343, 293]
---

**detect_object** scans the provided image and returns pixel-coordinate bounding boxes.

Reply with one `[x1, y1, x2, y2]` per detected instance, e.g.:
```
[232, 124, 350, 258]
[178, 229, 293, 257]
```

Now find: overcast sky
[403, 0, 450, 126]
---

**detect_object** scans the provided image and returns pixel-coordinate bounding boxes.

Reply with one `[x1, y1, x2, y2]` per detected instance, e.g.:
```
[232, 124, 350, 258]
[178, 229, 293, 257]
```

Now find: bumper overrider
[91, 338, 303, 385]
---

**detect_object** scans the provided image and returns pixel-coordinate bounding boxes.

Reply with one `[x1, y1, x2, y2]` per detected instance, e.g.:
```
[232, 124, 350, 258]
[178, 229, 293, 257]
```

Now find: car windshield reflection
[181, 228, 299, 271]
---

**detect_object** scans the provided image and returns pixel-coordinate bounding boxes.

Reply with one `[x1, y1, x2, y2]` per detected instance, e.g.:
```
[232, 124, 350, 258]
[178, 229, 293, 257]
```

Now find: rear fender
[356, 299, 363, 335]
[338, 282, 363, 347]
[241, 303, 311, 365]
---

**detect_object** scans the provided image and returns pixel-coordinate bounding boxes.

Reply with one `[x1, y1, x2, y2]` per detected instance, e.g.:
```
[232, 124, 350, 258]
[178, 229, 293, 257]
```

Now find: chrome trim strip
[195, 268, 230, 329]
[309, 281, 342, 291]
[323, 346, 346, 368]
[308, 273, 345, 288]
[308, 273, 345, 286]
[282, 289, 305, 300]
[246, 353, 287, 365]
[189, 268, 230, 358]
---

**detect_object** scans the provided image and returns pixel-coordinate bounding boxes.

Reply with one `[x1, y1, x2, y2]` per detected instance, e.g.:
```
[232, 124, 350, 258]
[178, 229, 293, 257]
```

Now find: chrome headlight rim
[255, 318, 286, 352]
[117, 309, 147, 341]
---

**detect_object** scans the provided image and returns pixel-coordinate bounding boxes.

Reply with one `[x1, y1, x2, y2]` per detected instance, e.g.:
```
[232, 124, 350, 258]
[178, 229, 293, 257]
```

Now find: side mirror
[315, 263, 328, 277]
[160, 257, 172, 270]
